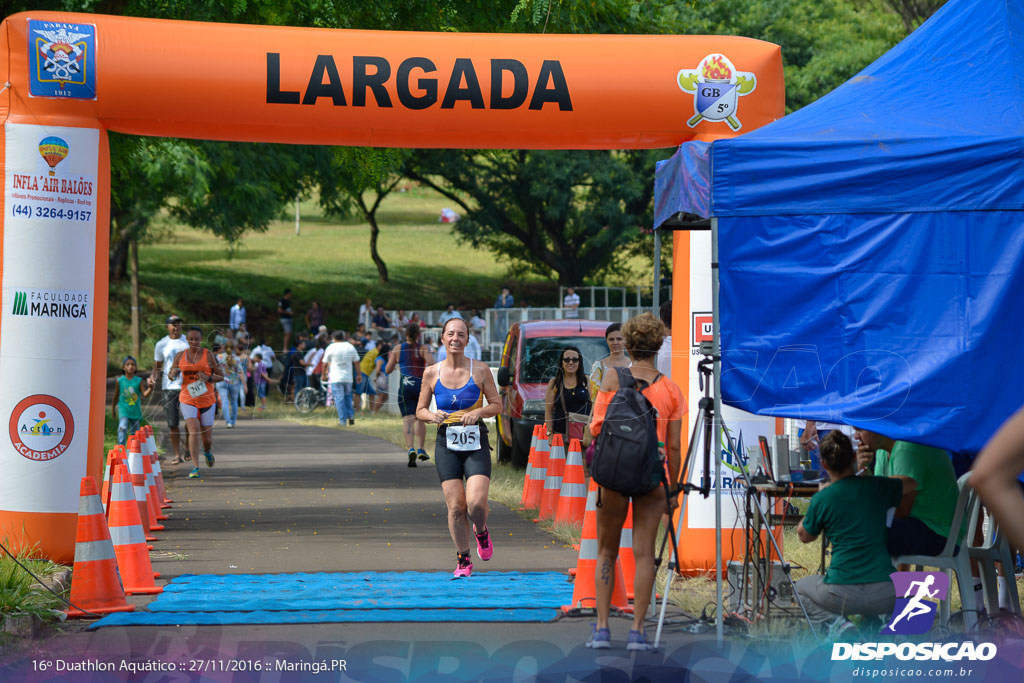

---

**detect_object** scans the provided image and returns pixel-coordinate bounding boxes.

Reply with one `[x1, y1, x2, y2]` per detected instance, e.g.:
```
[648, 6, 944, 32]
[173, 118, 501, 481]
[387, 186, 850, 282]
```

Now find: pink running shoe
[453, 552, 473, 578]
[474, 526, 493, 561]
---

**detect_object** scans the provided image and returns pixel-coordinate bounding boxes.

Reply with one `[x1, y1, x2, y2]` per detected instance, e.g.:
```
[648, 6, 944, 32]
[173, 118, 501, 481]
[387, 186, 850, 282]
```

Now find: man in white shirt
[150, 315, 190, 464]
[229, 298, 246, 331]
[563, 287, 581, 319]
[438, 303, 462, 324]
[253, 339, 276, 369]
[304, 342, 325, 390]
[656, 300, 673, 378]
[321, 330, 361, 426]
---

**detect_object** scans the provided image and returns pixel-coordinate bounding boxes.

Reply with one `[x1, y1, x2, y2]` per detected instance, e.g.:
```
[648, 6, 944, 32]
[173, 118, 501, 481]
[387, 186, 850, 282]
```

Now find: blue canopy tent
[656, 0, 1024, 455]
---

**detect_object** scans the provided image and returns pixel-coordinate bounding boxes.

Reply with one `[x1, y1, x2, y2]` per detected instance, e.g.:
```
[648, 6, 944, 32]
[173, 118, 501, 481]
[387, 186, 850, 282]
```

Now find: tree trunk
[109, 222, 131, 281]
[129, 237, 141, 359]
[367, 212, 389, 283]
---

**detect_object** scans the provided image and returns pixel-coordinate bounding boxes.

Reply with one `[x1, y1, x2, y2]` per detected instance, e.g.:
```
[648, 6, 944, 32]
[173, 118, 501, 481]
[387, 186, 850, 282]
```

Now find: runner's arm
[168, 351, 184, 381]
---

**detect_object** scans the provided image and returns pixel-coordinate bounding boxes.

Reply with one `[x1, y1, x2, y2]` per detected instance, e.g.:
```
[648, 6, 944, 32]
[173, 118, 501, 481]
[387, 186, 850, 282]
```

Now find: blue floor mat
[90, 571, 572, 628]
[148, 571, 571, 612]
[91, 608, 561, 628]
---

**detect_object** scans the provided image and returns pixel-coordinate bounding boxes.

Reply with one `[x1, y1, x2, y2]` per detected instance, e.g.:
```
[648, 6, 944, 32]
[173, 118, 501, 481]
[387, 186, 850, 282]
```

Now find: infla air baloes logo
[886, 571, 950, 635]
[677, 54, 756, 132]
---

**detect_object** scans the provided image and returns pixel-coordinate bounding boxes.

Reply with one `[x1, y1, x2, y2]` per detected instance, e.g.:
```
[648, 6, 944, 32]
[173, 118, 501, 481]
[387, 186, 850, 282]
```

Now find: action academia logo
[9, 394, 75, 462]
[28, 20, 97, 99]
[677, 54, 757, 131]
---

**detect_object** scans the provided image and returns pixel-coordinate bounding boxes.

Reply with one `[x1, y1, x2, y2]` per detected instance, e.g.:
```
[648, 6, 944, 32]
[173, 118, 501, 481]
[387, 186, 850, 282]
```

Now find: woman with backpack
[586, 312, 686, 651]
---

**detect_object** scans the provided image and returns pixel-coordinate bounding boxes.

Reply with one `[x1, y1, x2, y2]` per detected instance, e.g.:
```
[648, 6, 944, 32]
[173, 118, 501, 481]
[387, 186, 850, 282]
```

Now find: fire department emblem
[28, 20, 97, 99]
[677, 54, 757, 131]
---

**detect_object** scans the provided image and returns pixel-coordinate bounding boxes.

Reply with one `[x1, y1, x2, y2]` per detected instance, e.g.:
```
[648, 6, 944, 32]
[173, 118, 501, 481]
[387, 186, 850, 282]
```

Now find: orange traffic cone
[555, 438, 587, 525]
[145, 425, 174, 504]
[524, 428, 549, 509]
[103, 451, 126, 518]
[66, 476, 135, 618]
[519, 425, 540, 508]
[126, 437, 158, 541]
[537, 433, 566, 521]
[100, 448, 118, 513]
[108, 464, 163, 595]
[562, 478, 629, 614]
[620, 502, 636, 600]
[140, 446, 166, 526]
[144, 428, 171, 510]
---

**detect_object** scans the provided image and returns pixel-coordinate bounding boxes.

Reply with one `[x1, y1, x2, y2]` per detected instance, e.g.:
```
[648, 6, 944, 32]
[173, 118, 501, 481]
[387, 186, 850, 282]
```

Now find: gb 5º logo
[677, 54, 756, 131]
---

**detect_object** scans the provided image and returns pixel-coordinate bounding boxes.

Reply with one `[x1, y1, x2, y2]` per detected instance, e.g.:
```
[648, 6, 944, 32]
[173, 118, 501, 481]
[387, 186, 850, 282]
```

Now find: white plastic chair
[968, 508, 1022, 616]
[894, 472, 980, 631]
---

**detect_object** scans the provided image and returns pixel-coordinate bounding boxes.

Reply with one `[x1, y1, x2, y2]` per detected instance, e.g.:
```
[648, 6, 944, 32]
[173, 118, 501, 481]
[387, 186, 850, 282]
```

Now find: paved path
[0, 419, 712, 682]
[153, 419, 576, 576]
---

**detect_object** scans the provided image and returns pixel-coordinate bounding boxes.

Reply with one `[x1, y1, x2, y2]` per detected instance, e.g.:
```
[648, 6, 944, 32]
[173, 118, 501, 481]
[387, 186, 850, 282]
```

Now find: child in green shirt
[113, 356, 152, 445]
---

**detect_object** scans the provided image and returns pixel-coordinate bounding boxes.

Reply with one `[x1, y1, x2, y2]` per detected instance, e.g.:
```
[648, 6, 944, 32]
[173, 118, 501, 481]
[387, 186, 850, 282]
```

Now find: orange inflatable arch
[0, 12, 784, 562]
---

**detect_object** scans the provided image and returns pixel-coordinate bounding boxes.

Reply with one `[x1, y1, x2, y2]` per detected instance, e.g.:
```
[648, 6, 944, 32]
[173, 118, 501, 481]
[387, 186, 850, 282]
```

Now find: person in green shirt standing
[855, 429, 959, 557]
[797, 432, 914, 632]
[113, 356, 152, 445]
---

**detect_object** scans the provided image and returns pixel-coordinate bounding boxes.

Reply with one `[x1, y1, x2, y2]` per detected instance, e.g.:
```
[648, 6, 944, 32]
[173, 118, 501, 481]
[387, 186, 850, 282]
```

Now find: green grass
[112, 184, 567, 369]
[0, 546, 65, 620]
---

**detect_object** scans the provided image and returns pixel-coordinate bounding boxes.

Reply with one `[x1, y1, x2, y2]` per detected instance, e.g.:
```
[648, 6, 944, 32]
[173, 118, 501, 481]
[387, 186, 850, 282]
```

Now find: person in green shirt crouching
[796, 431, 915, 634]
[113, 356, 152, 446]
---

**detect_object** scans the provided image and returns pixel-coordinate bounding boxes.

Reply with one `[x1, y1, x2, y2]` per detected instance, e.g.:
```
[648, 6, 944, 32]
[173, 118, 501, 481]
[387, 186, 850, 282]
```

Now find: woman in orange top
[586, 312, 686, 651]
[169, 326, 223, 479]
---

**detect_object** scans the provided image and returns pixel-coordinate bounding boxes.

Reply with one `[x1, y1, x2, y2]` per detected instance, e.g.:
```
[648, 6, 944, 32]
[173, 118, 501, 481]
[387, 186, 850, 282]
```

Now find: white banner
[1, 122, 99, 513]
[684, 230, 777, 529]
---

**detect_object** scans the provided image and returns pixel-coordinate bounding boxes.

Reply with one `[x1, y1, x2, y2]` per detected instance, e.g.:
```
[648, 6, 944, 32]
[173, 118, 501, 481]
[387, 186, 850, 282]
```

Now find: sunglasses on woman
[563, 356, 580, 363]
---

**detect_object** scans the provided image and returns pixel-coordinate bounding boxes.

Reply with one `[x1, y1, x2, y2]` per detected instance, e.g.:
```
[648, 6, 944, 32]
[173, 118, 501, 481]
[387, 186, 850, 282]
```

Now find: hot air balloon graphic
[38, 137, 69, 176]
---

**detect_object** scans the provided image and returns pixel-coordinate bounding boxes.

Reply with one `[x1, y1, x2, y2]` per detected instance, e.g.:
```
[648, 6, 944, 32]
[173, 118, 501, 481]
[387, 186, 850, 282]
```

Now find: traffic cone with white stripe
[562, 478, 629, 614]
[519, 425, 540, 508]
[555, 438, 587, 525]
[108, 464, 163, 595]
[145, 426, 172, 508]
[66, 476, 135, 618]
[140, 443, 166, 526]
[537, 433, 566, 521]
[126, 436, 159, 541]
[620, 503, 636, 600]
[524, 427, 549, 509]
[100, 447, 121, 514]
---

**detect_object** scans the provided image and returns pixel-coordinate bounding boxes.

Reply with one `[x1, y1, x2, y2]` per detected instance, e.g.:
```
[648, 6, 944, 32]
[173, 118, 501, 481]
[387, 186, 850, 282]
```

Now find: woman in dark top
[386, 323, 435, 466]
[544, 345, 592, 440]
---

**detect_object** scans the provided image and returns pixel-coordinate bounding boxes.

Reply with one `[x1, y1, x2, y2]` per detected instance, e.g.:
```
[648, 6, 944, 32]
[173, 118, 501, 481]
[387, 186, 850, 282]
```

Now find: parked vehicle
[495, 320, 610, 468]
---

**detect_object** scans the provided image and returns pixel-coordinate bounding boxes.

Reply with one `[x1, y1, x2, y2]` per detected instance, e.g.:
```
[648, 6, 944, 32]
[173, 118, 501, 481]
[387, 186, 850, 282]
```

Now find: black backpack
[591, 366, 664, 499]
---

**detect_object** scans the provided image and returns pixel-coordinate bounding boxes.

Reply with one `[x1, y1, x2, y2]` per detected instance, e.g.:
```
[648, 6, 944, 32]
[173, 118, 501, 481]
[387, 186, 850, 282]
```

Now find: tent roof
[711, 0, 1024, 217]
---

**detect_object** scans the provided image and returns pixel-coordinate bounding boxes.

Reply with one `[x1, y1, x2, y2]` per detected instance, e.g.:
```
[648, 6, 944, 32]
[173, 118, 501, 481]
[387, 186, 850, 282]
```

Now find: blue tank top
[399, 342, 425, 378]
[434, 359, 482, 420]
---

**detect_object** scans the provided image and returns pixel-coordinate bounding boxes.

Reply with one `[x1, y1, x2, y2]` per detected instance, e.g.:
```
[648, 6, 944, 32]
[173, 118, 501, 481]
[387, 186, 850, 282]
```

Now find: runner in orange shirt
[169, 326, 223, 479]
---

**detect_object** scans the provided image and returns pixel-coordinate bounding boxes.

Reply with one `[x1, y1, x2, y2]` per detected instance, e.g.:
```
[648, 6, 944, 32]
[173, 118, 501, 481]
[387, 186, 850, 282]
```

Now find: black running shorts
[434, 423, 491, 483]
[398, 375, 421, 417]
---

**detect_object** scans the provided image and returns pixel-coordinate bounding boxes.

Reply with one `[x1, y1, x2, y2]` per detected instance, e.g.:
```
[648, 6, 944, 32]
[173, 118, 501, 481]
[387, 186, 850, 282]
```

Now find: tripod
[652, 354, 716, 648]
[652, 353, 821, 647]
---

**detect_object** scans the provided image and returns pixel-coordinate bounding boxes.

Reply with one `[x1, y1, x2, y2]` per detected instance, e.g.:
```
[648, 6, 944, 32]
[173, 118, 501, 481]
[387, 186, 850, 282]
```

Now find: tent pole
[711, 216, 723, 646]
[653, 228, 662, 313]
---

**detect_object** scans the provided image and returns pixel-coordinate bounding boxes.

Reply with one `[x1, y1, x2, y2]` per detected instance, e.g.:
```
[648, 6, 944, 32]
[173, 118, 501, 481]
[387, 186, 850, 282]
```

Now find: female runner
[169, 326, 223, 479]
[416, 318, 501, 577]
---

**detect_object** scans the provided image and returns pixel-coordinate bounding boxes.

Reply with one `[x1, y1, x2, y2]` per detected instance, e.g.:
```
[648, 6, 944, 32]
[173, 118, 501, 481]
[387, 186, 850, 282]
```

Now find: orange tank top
[178, 348, 216, 408]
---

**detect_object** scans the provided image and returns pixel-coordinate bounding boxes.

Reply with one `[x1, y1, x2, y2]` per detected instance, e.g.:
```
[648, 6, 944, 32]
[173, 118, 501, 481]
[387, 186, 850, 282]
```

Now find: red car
[495, 319, 612, 467]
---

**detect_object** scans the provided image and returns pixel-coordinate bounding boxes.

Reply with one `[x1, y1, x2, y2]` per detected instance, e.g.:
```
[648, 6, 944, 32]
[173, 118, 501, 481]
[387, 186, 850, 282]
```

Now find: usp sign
[692, 312, 713, 347]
